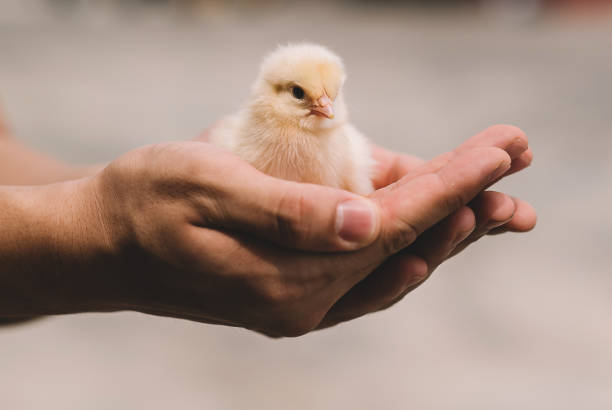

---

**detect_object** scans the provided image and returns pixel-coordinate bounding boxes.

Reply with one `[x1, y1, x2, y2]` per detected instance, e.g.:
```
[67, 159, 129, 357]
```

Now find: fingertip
[506, 148, 533, 176]
[445, 206, 476, 245]
[488, 192, 517, 223]
[469, 191, 515, 232]
[522, 147, 533, 166]
[485, 124, 527, 143]
[469, 124, 528, 161]
[390, 254, 429, 291]
[508, 197, 537, 232]
[456, 146, 511, 180]
[455, 206, 477, 232]
[487, 197, 537, 234]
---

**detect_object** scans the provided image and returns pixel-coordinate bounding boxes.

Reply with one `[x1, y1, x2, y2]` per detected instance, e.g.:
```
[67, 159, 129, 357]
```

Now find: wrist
[0, 178, 120, 316]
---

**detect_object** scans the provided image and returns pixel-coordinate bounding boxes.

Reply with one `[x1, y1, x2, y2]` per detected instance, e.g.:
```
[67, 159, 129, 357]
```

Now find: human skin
[0, 114, 102, 186]
[0, 114, 535, 337]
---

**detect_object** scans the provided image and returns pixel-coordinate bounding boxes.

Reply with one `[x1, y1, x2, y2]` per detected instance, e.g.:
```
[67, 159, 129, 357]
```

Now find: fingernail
[335, 199, 377, 245]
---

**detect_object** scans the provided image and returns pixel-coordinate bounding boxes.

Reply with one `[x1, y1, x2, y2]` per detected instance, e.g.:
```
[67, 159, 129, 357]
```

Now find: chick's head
[250, 43, 347, 130]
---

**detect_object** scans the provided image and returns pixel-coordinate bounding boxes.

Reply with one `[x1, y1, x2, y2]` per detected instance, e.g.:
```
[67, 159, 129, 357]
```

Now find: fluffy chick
[210, 43, 374, 195]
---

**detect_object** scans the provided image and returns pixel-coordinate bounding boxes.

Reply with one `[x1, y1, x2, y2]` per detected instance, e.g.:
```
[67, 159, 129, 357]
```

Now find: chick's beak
[311, 94, 334, 119]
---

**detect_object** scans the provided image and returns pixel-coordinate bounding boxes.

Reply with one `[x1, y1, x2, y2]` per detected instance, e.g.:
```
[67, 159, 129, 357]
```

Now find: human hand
[1, 126, 531, 337]
[319, 125, 536, 326]
[195, 123, 534, 329]
[371, 125, 535, 243]
[96, 125, 529, 336]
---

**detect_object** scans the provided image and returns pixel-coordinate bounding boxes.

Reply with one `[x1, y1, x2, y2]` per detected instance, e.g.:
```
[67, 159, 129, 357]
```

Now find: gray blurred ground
[1, 1, 612, 409]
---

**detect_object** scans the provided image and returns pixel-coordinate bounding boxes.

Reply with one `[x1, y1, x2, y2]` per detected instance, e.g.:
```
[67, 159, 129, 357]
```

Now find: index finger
[457, 124, 528, 158]
[371, 124, 529, 189]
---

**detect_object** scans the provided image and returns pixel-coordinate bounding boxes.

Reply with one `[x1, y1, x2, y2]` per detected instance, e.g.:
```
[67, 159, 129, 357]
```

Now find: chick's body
[210, 43, 374, 195]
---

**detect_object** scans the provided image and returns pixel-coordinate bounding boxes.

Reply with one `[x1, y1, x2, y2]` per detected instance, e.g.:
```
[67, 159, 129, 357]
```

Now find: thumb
[203, 163, 381, 252]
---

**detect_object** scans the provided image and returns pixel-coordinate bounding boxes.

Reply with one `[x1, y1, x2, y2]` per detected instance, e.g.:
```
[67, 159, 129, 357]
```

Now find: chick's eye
[291, 86, 305, 100]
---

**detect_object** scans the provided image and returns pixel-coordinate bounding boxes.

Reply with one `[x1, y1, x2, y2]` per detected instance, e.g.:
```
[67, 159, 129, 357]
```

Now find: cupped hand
[319, 125, 536, 327]
[64, 124, 531, 337]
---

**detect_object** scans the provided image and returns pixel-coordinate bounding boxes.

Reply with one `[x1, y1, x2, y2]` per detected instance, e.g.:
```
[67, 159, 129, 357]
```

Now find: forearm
[0, 181, 113, 317]
[0, 138, 103, 185]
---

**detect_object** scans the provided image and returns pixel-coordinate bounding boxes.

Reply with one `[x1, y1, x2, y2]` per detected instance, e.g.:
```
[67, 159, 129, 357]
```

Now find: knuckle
[275, 191, 310, 245]
[253, 274, 305, 310]
[432, 173, 466, 214]
[382, 221, 418, 254]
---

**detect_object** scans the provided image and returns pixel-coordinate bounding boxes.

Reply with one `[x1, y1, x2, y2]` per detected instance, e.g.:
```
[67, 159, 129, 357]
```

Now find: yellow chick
[209, 43, 374, 195]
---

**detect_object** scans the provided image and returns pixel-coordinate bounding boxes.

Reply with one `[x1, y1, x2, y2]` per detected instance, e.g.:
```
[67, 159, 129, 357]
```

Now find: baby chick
[210, 43, 374, 195]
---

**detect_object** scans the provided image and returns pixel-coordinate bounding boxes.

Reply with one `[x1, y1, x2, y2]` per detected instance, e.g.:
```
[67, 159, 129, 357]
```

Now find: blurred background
[1, 0, 612, 409]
